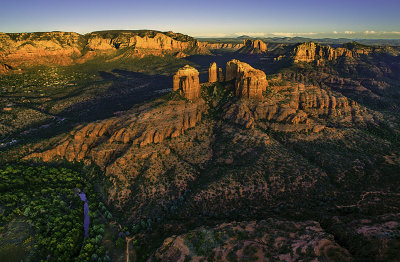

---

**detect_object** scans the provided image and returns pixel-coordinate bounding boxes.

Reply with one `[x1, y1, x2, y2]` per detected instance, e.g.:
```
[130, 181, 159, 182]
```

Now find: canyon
[1, 30, 399, 262]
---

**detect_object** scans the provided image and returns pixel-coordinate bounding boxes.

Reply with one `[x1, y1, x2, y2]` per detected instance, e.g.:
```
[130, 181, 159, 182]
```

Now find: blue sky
[1, 0, 399, 38]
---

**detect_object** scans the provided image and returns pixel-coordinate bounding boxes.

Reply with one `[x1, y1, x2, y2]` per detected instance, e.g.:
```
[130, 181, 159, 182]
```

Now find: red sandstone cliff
[173, 65, 201, 100]
[225, 60, 268, 99]
[0, 30, 241, 68]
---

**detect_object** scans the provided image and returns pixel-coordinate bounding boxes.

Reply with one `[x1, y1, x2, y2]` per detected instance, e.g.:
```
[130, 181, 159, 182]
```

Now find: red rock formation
[244, 39, 267, 52]
[0, 32, 82, 67]
[293, 42, 354, 63]
[173, 65, 201, 100]
[223, 83, 373, 132]
[235, 39, 268, 54]
[26, 98, 207, 165]
[208, 62, 218, 83]
[0, 31, 200, 67]
[225, 59, 268, 99]
[196, 42, 244, 49]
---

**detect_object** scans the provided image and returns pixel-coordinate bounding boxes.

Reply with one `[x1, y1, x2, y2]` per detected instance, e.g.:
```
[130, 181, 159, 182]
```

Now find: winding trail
[126, 236, 136, 262]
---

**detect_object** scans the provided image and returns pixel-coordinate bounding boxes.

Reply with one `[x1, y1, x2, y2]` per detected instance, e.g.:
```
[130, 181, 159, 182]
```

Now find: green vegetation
[201, 82, 235, 118]
[0, 163, 109, 261]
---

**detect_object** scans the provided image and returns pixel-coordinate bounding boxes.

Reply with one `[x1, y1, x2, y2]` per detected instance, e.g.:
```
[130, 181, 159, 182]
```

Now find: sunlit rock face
[173, 65, 201, 100]
[225, 59, 268, 99]
[208, 62, 218, 83]
[244, 39, 267, 52]
[293, 42, 354, 63]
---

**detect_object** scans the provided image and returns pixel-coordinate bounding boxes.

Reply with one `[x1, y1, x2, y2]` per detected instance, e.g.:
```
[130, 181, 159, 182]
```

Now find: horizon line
[1, 29, 400, 40]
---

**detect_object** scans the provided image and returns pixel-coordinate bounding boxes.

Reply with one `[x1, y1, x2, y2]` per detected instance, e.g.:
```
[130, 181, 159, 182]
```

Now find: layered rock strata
[0, 30, 244, 67]
[173, 65, 201, 100]
[208, 62, 218, 83]
[293, 42, 354, 63]
[244, 39, 267, 52]
[26, 98, 207, 166]
[225, 59, 268, 99]
[0, 32, 83, 66]
[223, 83, 374, 131]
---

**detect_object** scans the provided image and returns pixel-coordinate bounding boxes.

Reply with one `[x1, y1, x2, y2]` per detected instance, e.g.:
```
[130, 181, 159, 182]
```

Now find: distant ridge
[236, 35, 252, 39]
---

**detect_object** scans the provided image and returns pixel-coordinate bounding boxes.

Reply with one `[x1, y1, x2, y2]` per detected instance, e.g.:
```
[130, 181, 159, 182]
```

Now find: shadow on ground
[60, 69, 172, 122]
[184, 50, 288, 82]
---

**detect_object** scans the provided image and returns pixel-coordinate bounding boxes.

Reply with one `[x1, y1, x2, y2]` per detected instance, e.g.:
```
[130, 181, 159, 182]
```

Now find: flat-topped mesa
[293, 42, 353, 63]
[244, 39, 267, 52]
[208, 62, 218, 83]
[225, 60, 268, 99]
[173, 65, 200, 100]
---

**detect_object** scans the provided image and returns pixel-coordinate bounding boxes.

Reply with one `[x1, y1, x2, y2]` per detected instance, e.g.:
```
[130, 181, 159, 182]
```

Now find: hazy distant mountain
[236, 35, 252, 39]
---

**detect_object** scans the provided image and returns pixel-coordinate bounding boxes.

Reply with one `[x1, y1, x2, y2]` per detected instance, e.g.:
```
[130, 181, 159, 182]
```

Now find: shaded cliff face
[225, 59, 268, 99]
[236, 39, 268, 54]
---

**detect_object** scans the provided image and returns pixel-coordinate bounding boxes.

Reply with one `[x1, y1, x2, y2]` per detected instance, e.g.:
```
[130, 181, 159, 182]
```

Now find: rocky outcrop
[236, 39, 268, 54]
[246, 39, 267, 52]
[247, 39, 267, 52]
[151, 219, 352, 261]
[218, 68, 224, 82]
[196, 42, 244, 49]
[208, 62, 218, 83]
[0, 63, 12, 74]
[225, 59, 268, 99]
[293, 42, 354, 64]
[0, 32, 83, 66]
[86, 32, 195, 53]
[26, 98, 206, 166]
[224, 83, 374, 131]
[173, 65, 201, 100]
[0, 30, 241, 67]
